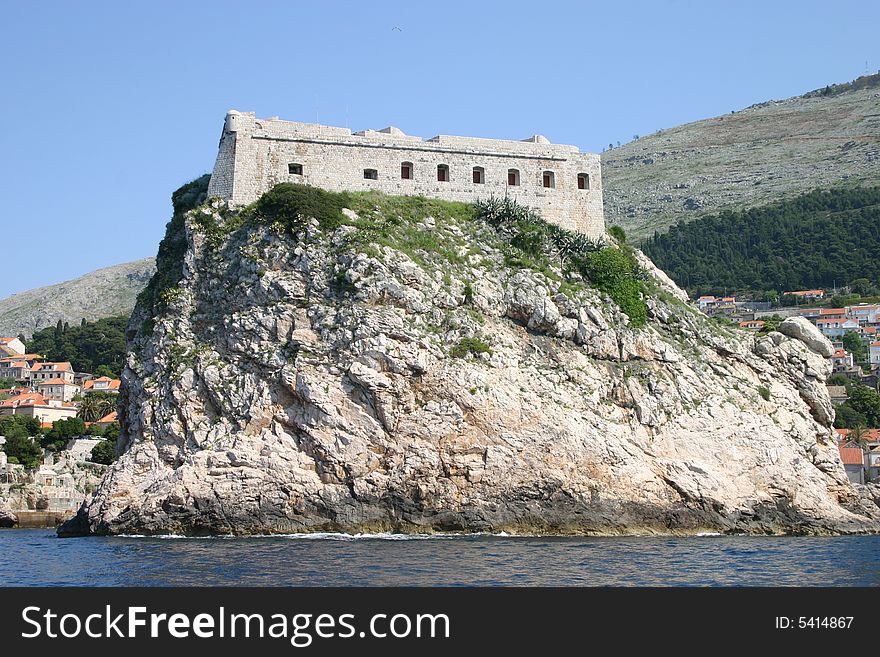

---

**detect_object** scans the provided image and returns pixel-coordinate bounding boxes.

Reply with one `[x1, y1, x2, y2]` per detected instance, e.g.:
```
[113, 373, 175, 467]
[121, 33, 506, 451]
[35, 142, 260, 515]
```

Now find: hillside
[602, 74, 880, 241]
[641, 186, 880, 296]
[0, 258, 155, 338]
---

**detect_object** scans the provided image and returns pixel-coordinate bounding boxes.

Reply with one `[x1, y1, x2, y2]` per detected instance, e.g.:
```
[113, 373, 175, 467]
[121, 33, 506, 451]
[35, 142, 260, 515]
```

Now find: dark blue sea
[1, 529, 878, 586]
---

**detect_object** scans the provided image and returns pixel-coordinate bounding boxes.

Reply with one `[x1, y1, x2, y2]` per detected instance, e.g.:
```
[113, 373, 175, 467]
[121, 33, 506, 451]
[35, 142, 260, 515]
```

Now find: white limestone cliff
[59, 192, 880, 536]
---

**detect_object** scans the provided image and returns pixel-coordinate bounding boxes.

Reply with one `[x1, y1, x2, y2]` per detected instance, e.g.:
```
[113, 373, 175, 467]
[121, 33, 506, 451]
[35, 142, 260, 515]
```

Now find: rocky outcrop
[778, 317, 834, 358]
[0, 509, 18, 528]
[59, 191, 880, 537]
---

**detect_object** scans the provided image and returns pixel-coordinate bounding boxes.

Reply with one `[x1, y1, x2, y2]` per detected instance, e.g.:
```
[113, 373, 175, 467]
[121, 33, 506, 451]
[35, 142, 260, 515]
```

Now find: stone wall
[207, 111, 605, 237]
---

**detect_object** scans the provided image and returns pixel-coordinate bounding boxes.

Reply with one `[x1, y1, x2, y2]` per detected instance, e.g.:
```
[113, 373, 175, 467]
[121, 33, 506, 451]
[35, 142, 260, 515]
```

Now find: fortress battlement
[207, 110, 604, 236]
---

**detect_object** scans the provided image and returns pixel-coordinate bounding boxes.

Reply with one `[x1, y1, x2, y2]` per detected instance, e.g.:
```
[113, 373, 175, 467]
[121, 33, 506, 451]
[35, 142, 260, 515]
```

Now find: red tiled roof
[820, 308, 846, 315]
[0, 391, 75, 409]
[1, 361, 29, 368]
[833, 349, 848, 357]
[96, 411, 118, 425]
[35, 378, 77, 386]
[32, 362, 73, 372]
[870, 342, 880, 348]
[83, 378, 121, 390]
[785, 290, 824, 296]
[837, 428, 880, 442]
[815, 318, 857, 326]
[839, 446, 865, 466]
[0, 392, 49, 408]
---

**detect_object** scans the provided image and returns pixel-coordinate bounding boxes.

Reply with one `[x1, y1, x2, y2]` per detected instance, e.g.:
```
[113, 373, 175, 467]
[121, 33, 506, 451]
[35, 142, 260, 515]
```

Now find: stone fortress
[207, 110, 605, 237]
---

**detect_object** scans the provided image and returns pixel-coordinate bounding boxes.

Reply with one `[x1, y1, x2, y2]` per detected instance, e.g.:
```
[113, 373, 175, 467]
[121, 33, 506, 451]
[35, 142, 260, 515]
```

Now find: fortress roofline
[222, 110, 581, 153]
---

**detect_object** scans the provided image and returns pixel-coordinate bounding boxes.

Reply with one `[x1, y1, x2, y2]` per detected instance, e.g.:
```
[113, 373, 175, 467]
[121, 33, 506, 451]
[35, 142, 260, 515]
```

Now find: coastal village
[0, 336, 119, 526]
[694, 290, 880, 485]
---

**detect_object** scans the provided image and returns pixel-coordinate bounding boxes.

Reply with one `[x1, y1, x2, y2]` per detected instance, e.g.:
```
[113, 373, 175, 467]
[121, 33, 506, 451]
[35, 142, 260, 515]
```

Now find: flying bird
[392, 26, 402, 31]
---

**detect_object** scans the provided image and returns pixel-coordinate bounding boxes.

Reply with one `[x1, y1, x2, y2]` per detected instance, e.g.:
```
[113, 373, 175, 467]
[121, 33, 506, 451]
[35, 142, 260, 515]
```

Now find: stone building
[207, 110, 605, 237]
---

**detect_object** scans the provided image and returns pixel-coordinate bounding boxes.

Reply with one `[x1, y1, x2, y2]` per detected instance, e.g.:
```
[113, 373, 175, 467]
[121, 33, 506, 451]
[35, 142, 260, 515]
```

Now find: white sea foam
[115, 531, 510, 541]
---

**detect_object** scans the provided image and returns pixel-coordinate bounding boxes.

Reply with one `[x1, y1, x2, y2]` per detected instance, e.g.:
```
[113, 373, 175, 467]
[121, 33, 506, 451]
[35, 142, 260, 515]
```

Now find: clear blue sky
[1, 0, 877, 299]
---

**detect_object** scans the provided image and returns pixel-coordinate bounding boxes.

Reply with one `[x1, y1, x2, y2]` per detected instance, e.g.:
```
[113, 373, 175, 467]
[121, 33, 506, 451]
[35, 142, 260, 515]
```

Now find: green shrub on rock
[451, 338, 492, 359]
[245, 183, 351, 232]
[585, 247, 647, 327]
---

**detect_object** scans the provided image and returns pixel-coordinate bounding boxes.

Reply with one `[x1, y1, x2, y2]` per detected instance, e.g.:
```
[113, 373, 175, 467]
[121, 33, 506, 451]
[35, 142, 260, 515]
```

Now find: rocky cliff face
[59, 185, 880, 536]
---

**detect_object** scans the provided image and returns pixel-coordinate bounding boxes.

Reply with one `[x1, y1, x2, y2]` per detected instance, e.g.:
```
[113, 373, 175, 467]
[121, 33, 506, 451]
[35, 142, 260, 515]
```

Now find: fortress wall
[208, 112, 604, 237]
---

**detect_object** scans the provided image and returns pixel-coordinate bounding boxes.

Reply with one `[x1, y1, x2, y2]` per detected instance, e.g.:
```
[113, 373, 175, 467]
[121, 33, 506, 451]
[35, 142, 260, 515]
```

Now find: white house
[34, 379, 82, 402]
[0, 337, 26, 357]
[814, 318, 860, 338]
[30, 362, 75, 384]
[870, 341, 880, 365]
[847, 304, 880, 325]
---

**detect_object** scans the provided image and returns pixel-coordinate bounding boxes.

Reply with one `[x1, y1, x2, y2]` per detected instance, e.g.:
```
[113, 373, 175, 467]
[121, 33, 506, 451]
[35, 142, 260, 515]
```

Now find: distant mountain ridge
[0, 258, 155, 338]
[602, 73, 880, 240]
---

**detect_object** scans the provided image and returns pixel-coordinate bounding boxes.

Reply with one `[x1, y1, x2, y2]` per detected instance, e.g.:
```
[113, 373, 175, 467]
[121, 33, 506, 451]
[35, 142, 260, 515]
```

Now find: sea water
[1, 529, 878, 586]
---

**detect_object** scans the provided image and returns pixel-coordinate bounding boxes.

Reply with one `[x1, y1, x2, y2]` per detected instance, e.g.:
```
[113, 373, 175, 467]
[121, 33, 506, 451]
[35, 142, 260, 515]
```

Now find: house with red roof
[739, 319, 765, 331]
[814, 318, 859, 338]
[29, 362, 75, 385]
[0, 359, 33, 383]
[0, 337, 26, 357]
[784, 289, 824, 300]
[838, 445, 866, 484]
[34, 378, 82, 402]
[83, 376, 121, 394]
[832, 348, 855, 370]
[95, 411, 118, 428]
[846, 304, 880, 325]
[696, 296, 718, 313]
[0, 391, 78, 424]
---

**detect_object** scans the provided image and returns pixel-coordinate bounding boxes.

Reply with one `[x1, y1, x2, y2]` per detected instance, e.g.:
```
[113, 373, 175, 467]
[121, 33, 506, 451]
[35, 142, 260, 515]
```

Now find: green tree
[834, 403, 868, 429]
[849, 278, 873, 295]
[0, 415, 41, 438]
[846, 384, 880, 426]
[642, 186, 880, 296]
[608, 225, 627, 243]
[41, 417, 87, 452]
[89, 439, 117, 465]
[3, 434, 42, 469]
[841, 331, 867, 363]
[94, 365, 116, 378]
[77, 392, 115, 423]
[26, 315, 128, 375]
[828, 373, 852, 388]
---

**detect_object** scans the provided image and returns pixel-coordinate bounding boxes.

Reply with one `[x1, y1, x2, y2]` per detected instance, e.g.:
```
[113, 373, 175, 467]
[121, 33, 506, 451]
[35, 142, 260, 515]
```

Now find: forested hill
[641, 187, 880, 297]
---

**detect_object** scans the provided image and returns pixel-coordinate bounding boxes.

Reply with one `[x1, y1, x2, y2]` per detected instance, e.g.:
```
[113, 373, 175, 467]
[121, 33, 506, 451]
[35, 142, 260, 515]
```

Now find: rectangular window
[288, 163, 303, 175]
